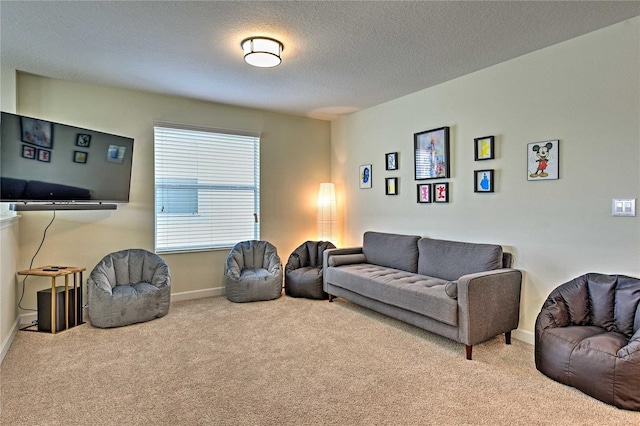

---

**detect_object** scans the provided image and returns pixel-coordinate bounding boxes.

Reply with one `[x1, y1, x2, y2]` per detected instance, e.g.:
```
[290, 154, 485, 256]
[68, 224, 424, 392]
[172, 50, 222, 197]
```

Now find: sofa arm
[456, 269, 522, 346]
[323, 247, 363, 269]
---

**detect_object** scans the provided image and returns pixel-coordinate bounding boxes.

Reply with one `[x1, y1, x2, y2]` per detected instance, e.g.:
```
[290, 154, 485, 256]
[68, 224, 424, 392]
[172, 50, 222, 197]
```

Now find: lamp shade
[318, 183, 337, 243]
[241, 37, 283, 68]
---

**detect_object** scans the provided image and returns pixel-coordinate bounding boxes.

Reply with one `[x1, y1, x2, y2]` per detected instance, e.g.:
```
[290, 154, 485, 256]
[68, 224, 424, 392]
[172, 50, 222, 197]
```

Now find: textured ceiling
[1, 1, 639, 120]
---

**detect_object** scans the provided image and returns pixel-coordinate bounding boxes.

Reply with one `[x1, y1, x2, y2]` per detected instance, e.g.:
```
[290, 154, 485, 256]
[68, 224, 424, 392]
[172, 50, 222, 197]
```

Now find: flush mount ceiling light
[241, 37, 283, 68]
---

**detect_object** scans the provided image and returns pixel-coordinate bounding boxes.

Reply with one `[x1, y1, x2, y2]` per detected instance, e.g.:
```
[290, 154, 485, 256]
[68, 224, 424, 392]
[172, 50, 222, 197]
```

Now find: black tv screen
[0, 112, 134, 203]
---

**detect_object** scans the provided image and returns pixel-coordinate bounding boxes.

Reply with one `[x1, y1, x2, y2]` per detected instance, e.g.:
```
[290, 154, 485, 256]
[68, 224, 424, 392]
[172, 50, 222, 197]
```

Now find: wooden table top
[17, 266, 86, 277]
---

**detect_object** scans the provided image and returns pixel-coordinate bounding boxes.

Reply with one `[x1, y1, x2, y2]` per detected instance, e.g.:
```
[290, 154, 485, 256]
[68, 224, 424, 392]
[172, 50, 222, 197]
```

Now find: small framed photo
[73, 151, 88, 164]
[76, 134, 91, 147]
[385, 152, 398, 171]
[37, 149, 51, 163]
[474, 169, 494, 193]
[528, 140, 559, 180]
[474, 136, 495, 161]
[414, 126, 450, 180]
[21, 144, 36, 159]
[385, 177, 398, 195]
[106, 145, 126, 164]
[417, 183, 432, 203]
[20, 117, 54, 149]
[433, 182, 449, 203]
[359, 164, 372, 189]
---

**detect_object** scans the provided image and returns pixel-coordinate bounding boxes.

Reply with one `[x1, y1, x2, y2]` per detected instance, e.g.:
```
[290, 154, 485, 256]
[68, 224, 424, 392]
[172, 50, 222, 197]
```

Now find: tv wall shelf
[10, 203, 117, 211]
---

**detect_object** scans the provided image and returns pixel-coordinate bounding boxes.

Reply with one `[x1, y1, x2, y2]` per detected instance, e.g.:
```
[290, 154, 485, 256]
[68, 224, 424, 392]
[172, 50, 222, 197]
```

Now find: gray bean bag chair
[285, 240, 335, 299]
[224, 240, 283, 303]
[535, 273, 640, 411]
[88, 249, 171, 328]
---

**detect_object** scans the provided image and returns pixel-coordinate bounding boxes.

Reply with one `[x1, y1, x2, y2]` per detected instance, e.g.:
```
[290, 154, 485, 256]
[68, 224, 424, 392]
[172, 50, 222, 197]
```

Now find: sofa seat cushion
[325, 264, 458, 326]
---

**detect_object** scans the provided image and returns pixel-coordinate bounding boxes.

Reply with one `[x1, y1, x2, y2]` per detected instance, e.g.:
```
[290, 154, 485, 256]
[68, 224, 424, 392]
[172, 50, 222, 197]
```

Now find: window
[154, 123, 260, 253]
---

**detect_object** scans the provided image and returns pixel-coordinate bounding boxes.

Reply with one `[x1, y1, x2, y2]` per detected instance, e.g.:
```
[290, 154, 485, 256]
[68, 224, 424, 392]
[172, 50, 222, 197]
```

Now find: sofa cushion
[362, 231, 420, 273]
[325, 263, 458, 326]
[328, 253, 367, 267]
[417, 238, 503, 281]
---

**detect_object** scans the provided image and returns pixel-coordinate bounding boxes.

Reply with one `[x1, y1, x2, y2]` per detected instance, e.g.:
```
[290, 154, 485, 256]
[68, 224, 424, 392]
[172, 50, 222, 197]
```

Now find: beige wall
[330, 18, 640, 338]
[0, 218, 20, 361]
[13, 73, 331, 311]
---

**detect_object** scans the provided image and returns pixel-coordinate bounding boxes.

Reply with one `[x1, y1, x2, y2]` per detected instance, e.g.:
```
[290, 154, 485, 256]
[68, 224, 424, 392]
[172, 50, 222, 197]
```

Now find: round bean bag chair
[285, 240, 335, 299]
[224, 240, 283, 303]
[88, 249, 171, 328]
[535, 273, 640, 411]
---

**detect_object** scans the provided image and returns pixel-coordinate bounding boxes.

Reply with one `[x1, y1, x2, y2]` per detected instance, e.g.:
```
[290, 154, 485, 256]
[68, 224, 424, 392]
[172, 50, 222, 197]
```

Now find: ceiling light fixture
[241, 37, 283, 68]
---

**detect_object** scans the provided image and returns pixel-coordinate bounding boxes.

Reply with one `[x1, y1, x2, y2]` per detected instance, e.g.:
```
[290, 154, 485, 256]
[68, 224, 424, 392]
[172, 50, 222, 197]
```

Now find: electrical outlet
[612, 199, 636, 217]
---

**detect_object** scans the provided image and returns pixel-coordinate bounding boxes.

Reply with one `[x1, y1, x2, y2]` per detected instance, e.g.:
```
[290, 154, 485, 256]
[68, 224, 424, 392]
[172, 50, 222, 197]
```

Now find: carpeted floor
[1, 295, 638, 425]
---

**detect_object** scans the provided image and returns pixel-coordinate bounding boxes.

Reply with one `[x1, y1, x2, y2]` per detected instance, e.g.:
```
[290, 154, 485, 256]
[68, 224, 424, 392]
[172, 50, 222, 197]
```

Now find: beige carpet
[1, 295, 638, 425]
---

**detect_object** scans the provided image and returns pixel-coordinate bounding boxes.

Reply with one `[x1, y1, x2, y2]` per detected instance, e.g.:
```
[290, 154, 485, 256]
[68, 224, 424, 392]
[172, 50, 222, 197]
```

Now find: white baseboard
[512, 328, 534, 345]
[171, 286, 225, 302]
[1, 318, 20, 365]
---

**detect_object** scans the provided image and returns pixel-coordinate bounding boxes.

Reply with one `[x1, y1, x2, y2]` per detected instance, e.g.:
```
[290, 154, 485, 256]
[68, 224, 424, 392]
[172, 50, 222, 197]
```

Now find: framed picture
[385, 152, 398, 170]
[385, 177, 398, 195]
[73, 151, 88, 164]
[474, 136, 494, 161]
[21, 144, 36, 159]
[37, 149, 51, 163]
[359, 164, 372, 189]
[20, 117, 54, 149]
[474, 169, 494, 193]
[433, 182, 449, 203]
[528, 140, 559, 180]
[417, 183, 432, 203]
[106, 145, 126, 164]
[76, 134, 92, 147]
[414, 126, 450, 180]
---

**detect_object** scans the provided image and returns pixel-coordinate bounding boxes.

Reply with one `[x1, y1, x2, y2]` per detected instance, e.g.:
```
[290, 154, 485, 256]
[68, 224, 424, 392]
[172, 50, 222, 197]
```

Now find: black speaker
[37, 286, 82, 332]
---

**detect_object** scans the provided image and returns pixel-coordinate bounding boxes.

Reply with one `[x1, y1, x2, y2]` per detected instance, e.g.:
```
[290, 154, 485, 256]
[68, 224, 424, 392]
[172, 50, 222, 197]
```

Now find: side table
[17, 266, 86, 334]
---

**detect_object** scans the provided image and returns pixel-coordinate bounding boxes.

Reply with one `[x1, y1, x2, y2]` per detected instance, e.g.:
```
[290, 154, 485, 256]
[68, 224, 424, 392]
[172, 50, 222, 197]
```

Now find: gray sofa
[323, 231, 522, 360]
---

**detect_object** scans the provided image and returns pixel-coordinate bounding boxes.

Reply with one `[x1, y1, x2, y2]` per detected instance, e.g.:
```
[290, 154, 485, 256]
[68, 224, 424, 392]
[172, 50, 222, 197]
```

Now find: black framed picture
[417, 183, 432, 203]
[73, 151, 88, 164]
[433, 182, 449, 203]
[20, 117, 53, 149]
[414, 126, 450, 180]
[474, 169, 494, 193]
[385, 152, 398, 170]
[37, 149, 51, 163]
[474, 136, 495, 161]
[21, 144, 36, 159]
[76, 134, 91, 147]
[527, 140, 559, 180]
[385, 177, 398, 195]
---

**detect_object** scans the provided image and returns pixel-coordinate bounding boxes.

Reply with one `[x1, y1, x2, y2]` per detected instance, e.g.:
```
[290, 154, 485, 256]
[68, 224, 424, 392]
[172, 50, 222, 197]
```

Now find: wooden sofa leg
[328, 294, 334, 302]
[505, 331, 512, 345]
[465, 345, 472, 360]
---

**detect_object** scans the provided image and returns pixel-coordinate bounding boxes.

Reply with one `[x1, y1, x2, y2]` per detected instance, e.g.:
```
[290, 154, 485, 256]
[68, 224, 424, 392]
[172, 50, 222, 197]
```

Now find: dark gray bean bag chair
[88, 249, 171, 328]
[535, 273, 640, 411]
[285, 240, 335, 299]
[224, 240, 283, 303]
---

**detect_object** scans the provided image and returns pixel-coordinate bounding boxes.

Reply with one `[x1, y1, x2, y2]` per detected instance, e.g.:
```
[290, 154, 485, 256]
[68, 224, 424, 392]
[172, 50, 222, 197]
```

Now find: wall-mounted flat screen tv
[1, 112, 134, 204]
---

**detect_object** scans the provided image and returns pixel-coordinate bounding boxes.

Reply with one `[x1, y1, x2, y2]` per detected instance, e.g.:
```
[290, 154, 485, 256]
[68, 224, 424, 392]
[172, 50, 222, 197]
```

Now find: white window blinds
[154, 124, 260, 253]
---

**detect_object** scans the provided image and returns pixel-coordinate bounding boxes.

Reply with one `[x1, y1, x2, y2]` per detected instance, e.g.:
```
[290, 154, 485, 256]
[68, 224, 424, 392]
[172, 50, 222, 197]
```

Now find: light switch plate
[612, 198, 636, 217]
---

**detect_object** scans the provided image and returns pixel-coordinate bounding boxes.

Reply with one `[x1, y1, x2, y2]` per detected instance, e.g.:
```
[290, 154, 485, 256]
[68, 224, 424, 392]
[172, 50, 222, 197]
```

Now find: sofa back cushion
[417, 238, 503, 281]
[362, 231, 420, 273]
